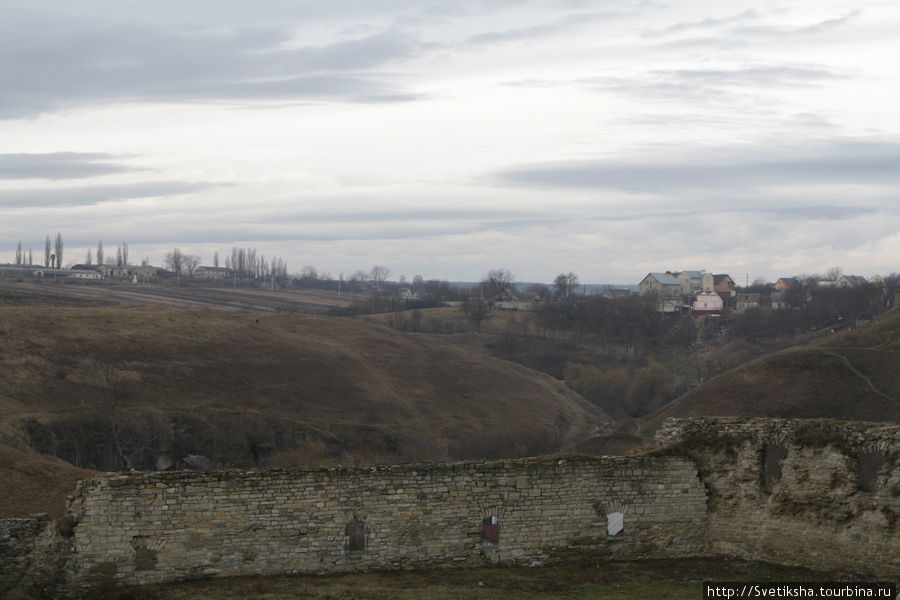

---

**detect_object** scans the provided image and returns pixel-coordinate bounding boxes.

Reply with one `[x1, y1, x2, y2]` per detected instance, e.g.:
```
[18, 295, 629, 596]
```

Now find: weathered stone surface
[0, 514, 72, 598]
[3, 417, 897, 597]
[656, 418, 900, 577]
[66, 456, 707, 587]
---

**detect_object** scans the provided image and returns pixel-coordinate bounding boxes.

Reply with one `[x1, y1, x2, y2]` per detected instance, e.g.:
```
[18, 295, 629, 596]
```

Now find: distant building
[195, 266, 232, 280]
[130, 265, 159, 282]
[676, 270, 714, 295]
[735, 293, 761, 311]
[69, 270, 102, 280]
[606, 288, 632, 299]
[836, 275, 867, 288]
[770, 291, 790, 310]
[692, 291, 723, 314]
[713, 274, 736, 296]
[774, 277, 799, 291]
[639, 272, 682, 298]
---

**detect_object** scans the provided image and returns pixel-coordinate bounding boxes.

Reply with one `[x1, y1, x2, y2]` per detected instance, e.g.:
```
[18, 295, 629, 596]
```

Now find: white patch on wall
[607, 511, 624, 537]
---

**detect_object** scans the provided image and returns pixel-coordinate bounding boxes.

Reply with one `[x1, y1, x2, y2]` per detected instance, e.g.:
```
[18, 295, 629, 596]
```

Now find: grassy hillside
[0, 301, 608, 480]
[0, 278, 357, 313]
[0, 443, 96, 518]
[635, 308, 900, 435]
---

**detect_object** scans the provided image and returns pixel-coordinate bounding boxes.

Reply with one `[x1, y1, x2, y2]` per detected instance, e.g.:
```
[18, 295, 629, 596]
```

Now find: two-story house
[639, 272, 682, 298]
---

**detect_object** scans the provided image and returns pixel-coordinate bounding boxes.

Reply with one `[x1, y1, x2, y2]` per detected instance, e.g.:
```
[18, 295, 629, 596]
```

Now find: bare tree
[54, 233, 63, 268]
[14, 241, 22, 265]
[553, 272, 579, 299]
[96, 241, 104, 266]
[481, 268, 515, 300]
[213, 251, 219, 269]
[825, 266, 843, 282]
[86, 248, 93, 266]
[370, 265, 391, 282]
[463, 295, 490, 330]
[165, 247, 184, 283]
[300, 265, 319, 281]
[116, 245, 123, 270]
[121, 242, 128, 267]
[185, 254, 201, 278]
[27, 248, 32, 265]
[44, 236, 51, 267]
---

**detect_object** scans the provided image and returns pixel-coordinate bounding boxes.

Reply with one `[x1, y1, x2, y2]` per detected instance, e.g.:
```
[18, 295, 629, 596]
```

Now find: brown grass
[0, 443, 96, 518]
[117, 558, 839, 600]
[0, 301, 609, 514]
[0, 279, 357, 314]
[636, 339, 900, 437]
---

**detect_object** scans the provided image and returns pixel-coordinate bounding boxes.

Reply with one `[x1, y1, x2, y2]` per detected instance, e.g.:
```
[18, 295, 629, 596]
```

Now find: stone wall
[0, 515, 47, 592]
[4, 417, 896, 597]
[655, 417, 900, 577]
[67, 456, 707, 587]
[0, 514, 70, 597]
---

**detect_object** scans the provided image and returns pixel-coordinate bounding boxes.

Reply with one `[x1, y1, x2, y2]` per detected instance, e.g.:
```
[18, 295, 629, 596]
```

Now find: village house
[676, 270, 714, 295]
[770, 291, 790, 310]
[639, 272, 682, 298]
[130, 265, 159, 283]
[836, 275, 868, 288]
[735, 293, 761, 311]
[691, 291, 723, 314]
[774, 277, 799, 291]
[713, 274, 736, 296]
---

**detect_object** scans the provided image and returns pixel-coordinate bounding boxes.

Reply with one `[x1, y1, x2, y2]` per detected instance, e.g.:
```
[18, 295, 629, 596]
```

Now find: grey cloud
[644, 9, 759, 38]
[490, 140, 900, 192]
[580, 63, 844, 105]
[0, 153, 139, 180]
[663, 66, 842, 86]
[794, 10, 861, 34]
[587, 205, 879, 223]
[728, 10, 862, 39]
[0, 181, 220, 207]
[0, 8, 427, 118]
[505, 63, 843, 103]
[652, 10, 861, 50]
[462, 10, 626, 46]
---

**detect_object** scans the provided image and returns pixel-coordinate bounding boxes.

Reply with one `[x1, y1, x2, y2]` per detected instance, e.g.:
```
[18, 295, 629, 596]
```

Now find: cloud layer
[0, 1, 898, 282]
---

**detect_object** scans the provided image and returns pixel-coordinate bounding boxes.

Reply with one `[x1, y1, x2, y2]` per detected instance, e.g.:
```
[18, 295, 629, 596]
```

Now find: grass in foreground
[111, 558, 840, 600]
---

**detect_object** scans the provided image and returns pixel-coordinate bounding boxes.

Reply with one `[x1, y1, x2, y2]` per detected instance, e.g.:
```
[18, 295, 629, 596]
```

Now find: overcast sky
[1, 0, 898, 284]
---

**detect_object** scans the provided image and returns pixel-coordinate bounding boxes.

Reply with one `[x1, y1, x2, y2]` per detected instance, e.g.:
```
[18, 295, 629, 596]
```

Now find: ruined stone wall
[0, 514, 70, 598]
[656, 418, 900, 577]
[67, 456, 707, 587]
[0, 516, 48, 592]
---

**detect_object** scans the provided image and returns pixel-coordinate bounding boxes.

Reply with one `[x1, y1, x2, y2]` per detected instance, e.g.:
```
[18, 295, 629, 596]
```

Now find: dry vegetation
[92, 558, 838, 600]
[0, 292, 608, 516]
[0, 443, 95, 518]
[0, 278, 358, 314]
[635, 308, 900, 436]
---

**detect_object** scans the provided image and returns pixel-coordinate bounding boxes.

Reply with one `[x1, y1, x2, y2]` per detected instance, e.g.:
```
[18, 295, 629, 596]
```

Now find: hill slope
[636, 308, 900, 435]
[0, 443, 96, 518]
[0, 304, 608, 475]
